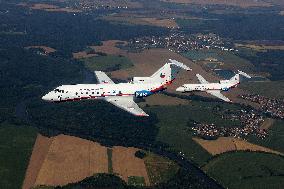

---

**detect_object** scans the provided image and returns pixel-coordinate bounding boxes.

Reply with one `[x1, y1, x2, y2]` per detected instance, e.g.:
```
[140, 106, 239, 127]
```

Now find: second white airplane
[42, 59, 191, 116]
[176, 71, 251, 102]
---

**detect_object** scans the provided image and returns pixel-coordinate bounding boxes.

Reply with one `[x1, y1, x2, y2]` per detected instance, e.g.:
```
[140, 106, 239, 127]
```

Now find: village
[240, 94, 284, 119]
[191, 108, 268, 140]
[126, 31, 236, 53]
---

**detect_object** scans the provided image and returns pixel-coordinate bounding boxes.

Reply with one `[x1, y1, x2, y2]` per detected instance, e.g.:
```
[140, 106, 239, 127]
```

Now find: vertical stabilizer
[229, 70, 251, 84]
[150, 59, 191, 85]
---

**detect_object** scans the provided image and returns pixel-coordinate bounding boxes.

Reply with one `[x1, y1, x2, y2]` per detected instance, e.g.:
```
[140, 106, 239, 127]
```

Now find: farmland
[1, 1, 284, 188]
[0, 124, 37, 189]
[193, 137, 283, 156]
[203, 151, 284, 189]
[81, 54, 133, 72]
[241, 81, 284, 99]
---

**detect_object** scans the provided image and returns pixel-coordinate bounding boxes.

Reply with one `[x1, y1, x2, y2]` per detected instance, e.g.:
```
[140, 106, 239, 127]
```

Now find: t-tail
[132, 59, 191, 86]
[150, 59, 191, 86]
[229, 70, 251, 83]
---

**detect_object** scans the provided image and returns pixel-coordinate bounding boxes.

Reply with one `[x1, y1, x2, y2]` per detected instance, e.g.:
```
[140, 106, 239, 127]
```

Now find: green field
[183, 49, 254, 71]
[107, 148, 113, 174]
[241, 81, 284, 99]
[0, 124, 37, 189]
[248, 120, 284, 153]
[183, 50, 222, 61]
[81, 55, 133, 72]
[146, 102, 243, 166]
[127, 176, 145, 186]
[203, 151, 284, 189]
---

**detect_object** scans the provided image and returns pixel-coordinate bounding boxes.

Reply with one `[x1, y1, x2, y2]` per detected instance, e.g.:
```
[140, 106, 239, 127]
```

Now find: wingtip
[137, 114, 149, 117]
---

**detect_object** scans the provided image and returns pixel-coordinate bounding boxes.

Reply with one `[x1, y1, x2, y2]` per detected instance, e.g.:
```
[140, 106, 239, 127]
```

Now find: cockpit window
[54, 89, 65, 93]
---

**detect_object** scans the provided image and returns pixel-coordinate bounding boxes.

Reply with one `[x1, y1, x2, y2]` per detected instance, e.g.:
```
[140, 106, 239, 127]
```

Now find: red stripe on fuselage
[53, 94, 133, 103]
[150, 79, 175, 93]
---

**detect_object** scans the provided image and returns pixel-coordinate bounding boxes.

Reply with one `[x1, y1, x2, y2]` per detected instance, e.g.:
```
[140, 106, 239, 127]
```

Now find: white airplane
[176, 70, 251, 102]
[42, 59, 191, 116]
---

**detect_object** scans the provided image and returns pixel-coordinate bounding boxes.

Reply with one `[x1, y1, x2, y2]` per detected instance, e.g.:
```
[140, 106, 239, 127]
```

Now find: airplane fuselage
[177, 82, 238, 92]
[42, 82, 167, 102]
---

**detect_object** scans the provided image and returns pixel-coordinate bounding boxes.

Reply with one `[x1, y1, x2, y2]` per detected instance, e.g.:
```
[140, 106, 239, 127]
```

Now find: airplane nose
[42, 94, 49, 101]
[176, 87, 185, 92]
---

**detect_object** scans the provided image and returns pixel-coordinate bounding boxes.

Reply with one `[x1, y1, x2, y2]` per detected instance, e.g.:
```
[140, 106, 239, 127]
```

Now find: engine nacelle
[135, 90, 153, 98]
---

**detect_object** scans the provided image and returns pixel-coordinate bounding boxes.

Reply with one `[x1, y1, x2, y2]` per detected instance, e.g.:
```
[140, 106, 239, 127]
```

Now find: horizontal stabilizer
[238, 70, 251, 79]
[196, 74, 209, 84]
[168, 59, 192, 71]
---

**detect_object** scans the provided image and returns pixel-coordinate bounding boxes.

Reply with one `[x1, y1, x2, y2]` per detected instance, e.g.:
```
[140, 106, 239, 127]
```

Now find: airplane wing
[105, 96, 149, 116]
[196, 74, 209, 84]
[94, 71, 114, 84]
[206, 90, 231, 102]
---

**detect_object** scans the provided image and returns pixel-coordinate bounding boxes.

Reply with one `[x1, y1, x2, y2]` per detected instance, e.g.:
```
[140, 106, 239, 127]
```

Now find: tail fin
[150, 59, 191, 85]
[229, 70, 251, 83]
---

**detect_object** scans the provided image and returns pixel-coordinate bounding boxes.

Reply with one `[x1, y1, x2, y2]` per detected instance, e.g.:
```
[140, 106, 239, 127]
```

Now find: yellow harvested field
[22, 134, 53, 189]
[112, 146, 150, 186]
[113, 48, 217, 89]
[140, 17, 178, 28]
[235, 43, 284, 51]
[23, 134, 108, 188]
[30, 3, 58, 9]
[72, 51, 97, 59]
[90, 40, 127, 55]
[20, 3, 81, 13]
[193, 137, 283, 156]
[34, 135, 108, 186]
[25, 46, 56, 54]
[161, 0, 271, 8]
[104, 15, 178, 28]
[23, 135, 151, 188]
[81, 0, 143, 9]
[73, 40, 127, 59]
[111, 48, 247, 103]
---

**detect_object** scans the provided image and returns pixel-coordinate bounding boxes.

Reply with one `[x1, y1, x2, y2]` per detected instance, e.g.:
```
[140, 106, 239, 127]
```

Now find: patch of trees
[135, 150, 147, 159]
[57, 168, 222, 189]
[237, 50, 284, 81]
[0, 47, 84, 126]
[58, 174, 128, 189]
[27, 100, 160, 148]
[0, 3, 169, 57]
[162, 91, 221, 103]
[177, 13, 284, 41]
